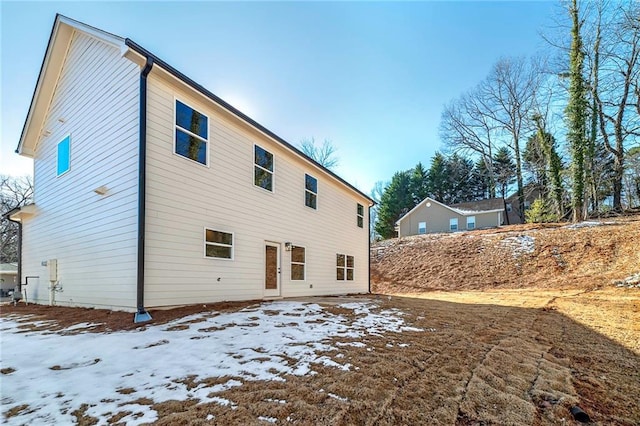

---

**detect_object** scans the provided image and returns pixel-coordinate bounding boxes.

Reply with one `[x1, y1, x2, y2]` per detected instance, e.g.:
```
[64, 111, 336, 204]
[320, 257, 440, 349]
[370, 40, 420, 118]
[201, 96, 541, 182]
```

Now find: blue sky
[1, 1, 558, 193]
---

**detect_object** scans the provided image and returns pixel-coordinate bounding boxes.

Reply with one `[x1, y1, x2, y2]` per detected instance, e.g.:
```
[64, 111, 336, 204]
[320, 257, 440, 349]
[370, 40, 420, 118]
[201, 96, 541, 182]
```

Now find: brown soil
[371, 216, 640, 293]
[1, 217, 638, 425]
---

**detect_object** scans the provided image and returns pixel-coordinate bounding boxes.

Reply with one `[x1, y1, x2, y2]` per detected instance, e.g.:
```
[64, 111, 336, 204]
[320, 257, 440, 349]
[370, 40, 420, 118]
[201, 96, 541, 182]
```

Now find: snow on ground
[501, 235, 535, 256]
[563, 220, 613, 229]
[0, 301, 421, 425]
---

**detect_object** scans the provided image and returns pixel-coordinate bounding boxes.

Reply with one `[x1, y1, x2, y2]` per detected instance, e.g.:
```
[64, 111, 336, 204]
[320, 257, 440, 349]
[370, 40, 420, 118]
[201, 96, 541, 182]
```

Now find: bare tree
[1, 175, 33, 263]
[592, 1, 640, 211]
[299, 137, 339, 170]
[440, 88, 499, 198]
[482, 56, 545, 220]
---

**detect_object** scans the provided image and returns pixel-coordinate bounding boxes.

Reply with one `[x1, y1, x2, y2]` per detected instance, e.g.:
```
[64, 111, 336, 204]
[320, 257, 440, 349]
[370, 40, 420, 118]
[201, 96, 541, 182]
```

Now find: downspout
[368, 204, 372, 294]
[134, 56, 154, 323]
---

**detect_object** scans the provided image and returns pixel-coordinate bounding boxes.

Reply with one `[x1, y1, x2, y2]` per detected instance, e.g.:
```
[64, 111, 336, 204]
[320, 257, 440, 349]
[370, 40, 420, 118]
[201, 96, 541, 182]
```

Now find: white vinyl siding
[144, 75, 369, 306]
[20, 32, 140, 309]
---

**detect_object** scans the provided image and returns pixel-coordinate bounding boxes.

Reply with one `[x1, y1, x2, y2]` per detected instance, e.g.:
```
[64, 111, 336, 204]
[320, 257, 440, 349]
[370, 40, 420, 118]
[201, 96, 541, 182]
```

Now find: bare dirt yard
[1, 217, 639, 425]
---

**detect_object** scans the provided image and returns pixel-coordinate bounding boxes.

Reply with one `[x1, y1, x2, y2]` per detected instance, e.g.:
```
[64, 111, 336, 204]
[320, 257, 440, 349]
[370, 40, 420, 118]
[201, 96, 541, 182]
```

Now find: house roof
[0, 263, 18, 274]
[396, 196, 505, 225]
[16, 14, 374, 205]
[450, 198, 506, 213]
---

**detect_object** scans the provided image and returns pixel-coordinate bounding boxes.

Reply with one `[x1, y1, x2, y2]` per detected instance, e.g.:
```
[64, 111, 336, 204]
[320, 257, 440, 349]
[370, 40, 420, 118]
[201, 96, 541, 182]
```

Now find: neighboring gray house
[0, 263, 18, 296]
[396, 197, 506, 237]
[6, 15, 373, 320]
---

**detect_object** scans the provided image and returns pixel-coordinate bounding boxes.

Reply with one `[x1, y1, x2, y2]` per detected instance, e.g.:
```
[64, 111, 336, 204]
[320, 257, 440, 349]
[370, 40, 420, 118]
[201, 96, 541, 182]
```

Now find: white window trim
[467, 216, 476, 230]
[203, 227, 234, 261]
[450, 218, 459, 231]
[173, 97, 210, 167]
[304, 173, 318, 210]
[357, 204, 365, 228]
[253, 144, 275, 193]
[290, 245, 306, 281]
[56, 133, 71, 177]
[336, 253, 355, 281]
[418, 221, 427, 234]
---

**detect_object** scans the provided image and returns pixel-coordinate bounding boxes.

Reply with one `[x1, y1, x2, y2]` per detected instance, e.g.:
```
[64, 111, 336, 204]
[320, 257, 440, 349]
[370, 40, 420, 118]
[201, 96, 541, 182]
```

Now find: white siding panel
[144, 76, 369, 307]
[21, 32, 140, 310]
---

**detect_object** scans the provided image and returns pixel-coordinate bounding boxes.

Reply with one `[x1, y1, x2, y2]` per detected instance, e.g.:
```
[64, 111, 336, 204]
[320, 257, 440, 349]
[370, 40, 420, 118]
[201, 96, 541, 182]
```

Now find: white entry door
[264, 242, 281, 297]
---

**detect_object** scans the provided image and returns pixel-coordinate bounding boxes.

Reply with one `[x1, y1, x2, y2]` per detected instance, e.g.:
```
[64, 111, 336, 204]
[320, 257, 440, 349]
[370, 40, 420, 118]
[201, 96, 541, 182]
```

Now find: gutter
[134, 57, 154, 323]
[123, 38, 374, 206]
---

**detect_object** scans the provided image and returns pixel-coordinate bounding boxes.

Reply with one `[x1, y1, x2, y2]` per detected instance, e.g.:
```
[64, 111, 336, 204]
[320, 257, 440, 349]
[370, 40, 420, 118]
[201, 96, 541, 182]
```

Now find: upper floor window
[449, 218, 458, 231]
[291, 246, 306, 281]
[204, 228, 233, 259]
[418, 221, 426, 234]
[357, 204, 364, 228]
[175, 100, 208, 165]
[57, 135, 71, 176]
[467, 216, 476, 230]
[305, 174, 317, 209]
[254, 145, 274, 191]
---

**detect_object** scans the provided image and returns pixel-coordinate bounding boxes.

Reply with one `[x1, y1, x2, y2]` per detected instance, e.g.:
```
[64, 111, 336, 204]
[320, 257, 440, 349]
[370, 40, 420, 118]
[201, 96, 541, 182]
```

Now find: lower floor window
[450, 218, 458, 231]
[205, 228, 233, 259]
[418, 221, 426, 234]
[336, 254, 354, 281]
[291, 246, 306, 280]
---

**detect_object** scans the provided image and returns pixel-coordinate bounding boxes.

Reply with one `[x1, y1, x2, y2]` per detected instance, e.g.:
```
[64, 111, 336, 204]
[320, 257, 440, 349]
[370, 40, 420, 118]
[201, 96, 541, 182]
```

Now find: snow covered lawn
[1, 300, 421, 425]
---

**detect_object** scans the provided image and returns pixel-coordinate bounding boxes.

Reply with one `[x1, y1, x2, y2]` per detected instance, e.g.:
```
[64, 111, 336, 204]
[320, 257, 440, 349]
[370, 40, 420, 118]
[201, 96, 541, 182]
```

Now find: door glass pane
[265, 245, 278, 290]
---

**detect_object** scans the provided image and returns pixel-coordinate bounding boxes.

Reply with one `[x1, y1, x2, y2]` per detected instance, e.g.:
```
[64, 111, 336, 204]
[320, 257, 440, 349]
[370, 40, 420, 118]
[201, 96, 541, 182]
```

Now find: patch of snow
[258, 416, 278, 423]
[58, 322, 103, 333]
[206, 414, 215, 420]
[327, 393, 349, 402]
[563, 221, 613, 229]
[501, 235, 535, 256]
[0, 301, 419, 424]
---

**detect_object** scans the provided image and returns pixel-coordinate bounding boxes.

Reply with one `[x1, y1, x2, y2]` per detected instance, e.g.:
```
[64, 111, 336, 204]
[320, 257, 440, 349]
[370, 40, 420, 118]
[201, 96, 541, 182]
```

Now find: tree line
[371, 0, 639, 239]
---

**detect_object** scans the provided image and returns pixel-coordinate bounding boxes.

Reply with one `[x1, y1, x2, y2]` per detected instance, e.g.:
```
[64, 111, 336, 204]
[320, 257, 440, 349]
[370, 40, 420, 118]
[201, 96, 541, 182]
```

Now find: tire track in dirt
[454, 297, 578, 426]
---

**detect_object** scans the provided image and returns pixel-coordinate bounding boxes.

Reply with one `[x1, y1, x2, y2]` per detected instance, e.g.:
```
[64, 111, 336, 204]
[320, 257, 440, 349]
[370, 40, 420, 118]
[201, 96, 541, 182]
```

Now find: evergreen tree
[566, 0, 589, 221]
[374, 171, 414, 239]
[428, 153, 449, 203]
[493, 147, 516, 199]
[523, 134, 548, 189]
[532, 115, 565, 219]
[410, 162, 430, 204]
[472, 158, 492, 200]
[446, 154, 475, 203]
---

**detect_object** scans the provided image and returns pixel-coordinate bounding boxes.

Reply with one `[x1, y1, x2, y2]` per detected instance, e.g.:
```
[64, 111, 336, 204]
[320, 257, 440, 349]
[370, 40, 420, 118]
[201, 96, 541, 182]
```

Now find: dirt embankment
[371, 216, 640, 294]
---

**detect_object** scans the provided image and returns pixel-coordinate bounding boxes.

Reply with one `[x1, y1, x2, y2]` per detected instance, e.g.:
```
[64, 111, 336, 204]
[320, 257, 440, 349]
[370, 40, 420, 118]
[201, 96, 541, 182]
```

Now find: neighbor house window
[449, 218, 458, 231]
[506, 203, 512, 212]
[524, 201, 531, 210]
[418, 221, 426, 234]
[357, 204, 364, 228]
[175, 100, 208, 165]
[291, 246, 306, 281]
[254, 145, 274, 191]
[305, 174, 317, 209]
[204, 228, 233, 259]
[57, 135, 71, 176]
[467, 216, 476, 230]
[336, 254, 354, 281]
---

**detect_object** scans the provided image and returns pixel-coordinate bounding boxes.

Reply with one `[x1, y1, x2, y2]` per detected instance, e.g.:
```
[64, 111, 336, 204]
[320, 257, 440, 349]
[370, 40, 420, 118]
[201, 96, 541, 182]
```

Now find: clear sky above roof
[1, 1, 557, 194]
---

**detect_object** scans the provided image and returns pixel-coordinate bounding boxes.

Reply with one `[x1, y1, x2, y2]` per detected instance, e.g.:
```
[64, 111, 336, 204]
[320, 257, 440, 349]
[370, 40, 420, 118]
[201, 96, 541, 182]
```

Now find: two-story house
[6, 15, 373, 321]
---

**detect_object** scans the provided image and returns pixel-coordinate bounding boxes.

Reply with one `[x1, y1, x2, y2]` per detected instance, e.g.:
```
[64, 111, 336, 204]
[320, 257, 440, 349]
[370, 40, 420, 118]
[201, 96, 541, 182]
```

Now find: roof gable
[17, 15, 373, 204]
[17, 15, 126, 157]
[397, 196, 505, 225]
